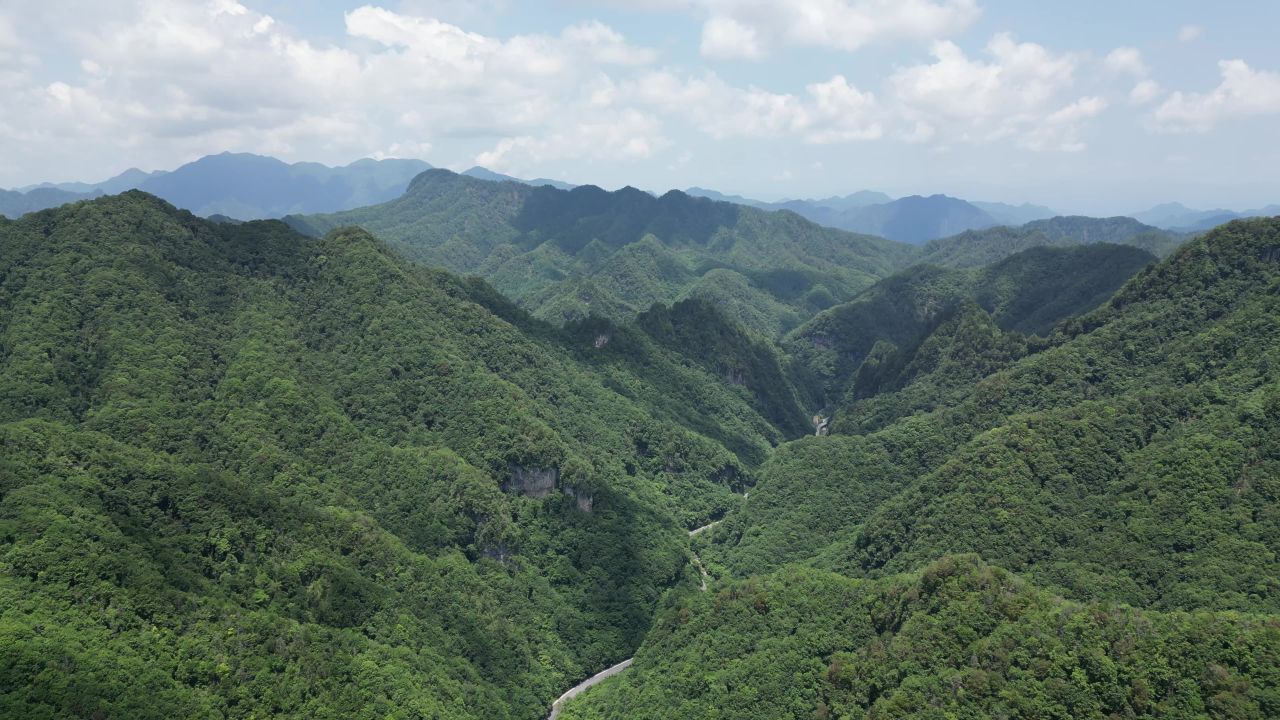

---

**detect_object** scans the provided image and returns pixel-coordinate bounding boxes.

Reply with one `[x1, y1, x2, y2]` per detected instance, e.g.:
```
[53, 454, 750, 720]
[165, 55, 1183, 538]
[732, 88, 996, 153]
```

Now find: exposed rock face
[504, 464, 594, 512]
[504, 464, 558, 498]
[564, 486, 594, 512]
[482, 544, 513, 563]
[813, 415, 831, 436]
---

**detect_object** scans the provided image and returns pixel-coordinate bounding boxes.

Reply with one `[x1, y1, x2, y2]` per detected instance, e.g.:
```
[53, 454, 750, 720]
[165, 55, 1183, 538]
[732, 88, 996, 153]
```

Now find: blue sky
[1, 0, 1277, 214]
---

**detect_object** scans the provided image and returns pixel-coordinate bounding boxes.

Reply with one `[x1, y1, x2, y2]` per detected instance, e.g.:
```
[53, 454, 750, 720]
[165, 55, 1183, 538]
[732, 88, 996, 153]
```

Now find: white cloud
[1153, 59, 1280, 132]
[562, 20, 658, 65]
[1105, 47, 1147, 77]
[0, 2, 662, 183]
[475, 108, 665, 171]
[804, 75, 883, 142]
[1021, 95, 1107, 152]
[625, 70, 881, 143]
[1104, 47, 1161, 106]
[691, 0, 980, 58]
[1129, 79, 1161, 105]
[700, 15, 763, 60]
[1178, 24, 1202, 42]
[888, 33, 1091, 148]
[0, 0, 1204, 187]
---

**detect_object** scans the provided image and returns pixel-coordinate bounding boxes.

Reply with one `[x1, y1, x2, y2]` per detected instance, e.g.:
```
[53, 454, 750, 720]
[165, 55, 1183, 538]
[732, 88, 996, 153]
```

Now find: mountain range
[0, 153, 433, 220]
[285, 169, 916, 337]
[1129, 200, 1280, 231]
[288, 170, 1196, 337]
[10, 152, 1273, 247]
[562, 214, 1280, 720]
[686, 187, 1060, 243]
[3, 166, 1279, 720]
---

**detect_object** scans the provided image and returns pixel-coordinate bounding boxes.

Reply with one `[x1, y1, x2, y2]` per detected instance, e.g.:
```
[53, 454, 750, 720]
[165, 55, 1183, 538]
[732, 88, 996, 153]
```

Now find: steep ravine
[546, 518, 722, 719]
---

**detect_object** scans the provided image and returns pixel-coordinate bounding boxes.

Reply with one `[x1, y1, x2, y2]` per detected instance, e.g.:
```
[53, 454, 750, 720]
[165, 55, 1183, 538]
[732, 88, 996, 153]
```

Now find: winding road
[545, 517, 721, 719]
[546, 658, 633, 720]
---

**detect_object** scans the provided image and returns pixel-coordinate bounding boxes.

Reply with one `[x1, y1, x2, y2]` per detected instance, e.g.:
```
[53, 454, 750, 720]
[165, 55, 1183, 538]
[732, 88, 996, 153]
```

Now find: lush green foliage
[918, 215, 1186, 268]
[0, 193, 782, 718]
[287, 170, 916, 337]
[713, 219, 1280, 616]
[5, 186, 1276, 720]
[560, 221, 1280, 720]
[560, 556, 1280, 720]
[787, 243, 1156, 405]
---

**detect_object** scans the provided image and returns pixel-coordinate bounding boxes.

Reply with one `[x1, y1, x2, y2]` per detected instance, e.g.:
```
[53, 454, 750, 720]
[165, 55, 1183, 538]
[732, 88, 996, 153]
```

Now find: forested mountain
[786, 243, 1157, 404]
[557, 217, 1280, 720]
[287, 169, 916, 337]
[562, 557, 1280, 720]
[2, 153, 432, 220]
[5, 181, 1277, 720]
[0, 192, 804, 718]
[917, 215, 1186, 268]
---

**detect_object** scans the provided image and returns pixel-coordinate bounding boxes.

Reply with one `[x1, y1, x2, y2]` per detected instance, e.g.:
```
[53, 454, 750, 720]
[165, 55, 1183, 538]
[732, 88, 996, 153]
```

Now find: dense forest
[2, 184, 1277, 720]
[0, 193, 795, 718]
[286, 170, 917, 336]
[564, 217, 1280, 718]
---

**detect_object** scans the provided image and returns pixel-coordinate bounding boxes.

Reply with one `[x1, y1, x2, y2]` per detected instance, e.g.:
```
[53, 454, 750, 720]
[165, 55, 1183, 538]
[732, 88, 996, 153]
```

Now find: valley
[2, 171, 1276, 718]
[6, 3, 1280, 717]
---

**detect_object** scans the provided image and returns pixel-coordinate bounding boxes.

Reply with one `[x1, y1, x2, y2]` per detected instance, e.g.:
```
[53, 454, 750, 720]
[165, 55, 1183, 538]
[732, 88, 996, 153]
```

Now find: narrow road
[547, 658, 633, 720]
[689, 519, 721, 536]
[545, 518, 722, 718]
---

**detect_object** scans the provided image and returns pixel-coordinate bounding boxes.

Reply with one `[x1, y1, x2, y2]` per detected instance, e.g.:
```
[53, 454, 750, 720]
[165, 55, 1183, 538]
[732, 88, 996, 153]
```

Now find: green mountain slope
[286, 169, 916, 337]
[7, 184, 1275, 720]
[919, 215, 1186, 268]
[560, 557, 1280, 720]
[0, 192, 793, 719]
[786, 243, 1157, 405]
[712, 219, 1280, 615]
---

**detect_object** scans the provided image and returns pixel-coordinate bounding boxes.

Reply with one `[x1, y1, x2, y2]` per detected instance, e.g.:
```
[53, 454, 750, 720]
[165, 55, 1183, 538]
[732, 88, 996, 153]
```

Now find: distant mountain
[687, 189, 1001, 243]
[684, 187, 892, 218]
[131, 153, 433, 218]
[1130, 201, 1279, 231]
[19, 167, 167, 194]
[838, 194, 999, 244]
[462, 165, 576, 190]
[684, 187, 766, 206]
[1130, 202, 1237, 229]
[4, 153, 433, 220]
[918, 215, 1187, 268]
[970, 200, 1057, 225]
[804, 190, 894, 211]
[0, 186, 99, 218]
[287, 169, 915, 337]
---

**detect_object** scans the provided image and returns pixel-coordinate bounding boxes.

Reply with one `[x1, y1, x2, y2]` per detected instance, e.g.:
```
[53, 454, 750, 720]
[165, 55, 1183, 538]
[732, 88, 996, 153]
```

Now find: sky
[1, 0, 1277, 214]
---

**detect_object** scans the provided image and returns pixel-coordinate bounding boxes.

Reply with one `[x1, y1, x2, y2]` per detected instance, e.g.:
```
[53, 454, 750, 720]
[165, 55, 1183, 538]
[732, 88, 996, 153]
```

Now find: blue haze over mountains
[2, 151, 1275, 243]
